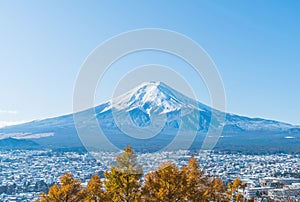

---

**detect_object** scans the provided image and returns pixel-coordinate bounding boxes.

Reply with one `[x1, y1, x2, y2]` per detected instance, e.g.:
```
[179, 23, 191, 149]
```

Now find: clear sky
[0, 0, 299, 127]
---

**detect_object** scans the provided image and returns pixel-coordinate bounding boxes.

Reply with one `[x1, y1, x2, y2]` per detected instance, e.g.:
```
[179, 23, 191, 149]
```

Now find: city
[1, 1, 300, 201]
[0, 150, 299, 201]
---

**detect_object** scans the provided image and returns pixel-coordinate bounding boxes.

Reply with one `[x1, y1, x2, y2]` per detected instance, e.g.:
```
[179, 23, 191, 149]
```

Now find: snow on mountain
[0, 81, 299, 146]
[96, 81, 210, 130]
[100, 81, 204, 114]
[96, 81, 297, 132]
[224, 113, 296, 132]
[0, 81, 299, 153]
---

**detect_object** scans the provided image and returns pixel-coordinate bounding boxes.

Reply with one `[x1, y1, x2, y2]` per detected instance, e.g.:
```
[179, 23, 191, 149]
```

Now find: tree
[203, 177, 226, 201]
[142, 162, 187, 202]
[104, 145, 143, 202]
[181, 157, 207, 201]
[226, 178, 247, 202]
[36, 147, 250, 202]
[85, 174, 105, 202]
[37, 184, 61, 202]
[36, 173, 86, 202]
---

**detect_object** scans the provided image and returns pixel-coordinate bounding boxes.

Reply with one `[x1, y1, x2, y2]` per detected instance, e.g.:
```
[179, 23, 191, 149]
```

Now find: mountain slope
[0, 81, 299, 153]
[0, 137, 40, 150]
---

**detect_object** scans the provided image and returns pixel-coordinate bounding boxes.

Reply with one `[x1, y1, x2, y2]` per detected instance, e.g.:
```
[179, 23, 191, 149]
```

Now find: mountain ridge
[0, 81, 299, 153]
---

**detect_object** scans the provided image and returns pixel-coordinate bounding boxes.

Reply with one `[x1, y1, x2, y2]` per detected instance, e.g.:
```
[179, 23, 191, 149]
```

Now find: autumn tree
[85, 174, 105, 202]
[226, 178, 247, 202]
[181, 156, 207, 201]
[203, 177, 226, 201]
[37, 184, 61, 202]
[36, 146, 250, 202]
[142, 162, 187, 202]
[104, 145, 143, 202]
[36, 173, 86, 202]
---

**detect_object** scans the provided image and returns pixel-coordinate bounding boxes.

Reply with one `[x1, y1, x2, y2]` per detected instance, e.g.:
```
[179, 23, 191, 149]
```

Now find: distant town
[0, 150, 299, 201]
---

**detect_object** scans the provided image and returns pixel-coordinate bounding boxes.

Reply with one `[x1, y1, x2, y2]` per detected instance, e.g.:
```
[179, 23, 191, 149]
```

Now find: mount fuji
[0, 81, 299, 153]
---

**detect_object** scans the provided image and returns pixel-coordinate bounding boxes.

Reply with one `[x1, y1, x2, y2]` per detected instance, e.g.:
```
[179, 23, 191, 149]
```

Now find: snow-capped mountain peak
[103, 81, 202, 114]
[1, 81, 300, 153]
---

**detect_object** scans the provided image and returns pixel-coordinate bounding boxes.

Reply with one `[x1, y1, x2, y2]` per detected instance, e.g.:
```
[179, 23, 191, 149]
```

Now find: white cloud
[0, 120, 27, 128]
[0, 132, 54, 139]
[0, 109, 18, 114]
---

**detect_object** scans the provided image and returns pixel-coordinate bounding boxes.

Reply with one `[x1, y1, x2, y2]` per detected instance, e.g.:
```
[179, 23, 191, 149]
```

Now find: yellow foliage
[37, 173, 86, 202]
[36, 147, 249, 202]
[104, 145, 142, 202]
[85, 174, 105, 202]
[142, 162, 186, 202]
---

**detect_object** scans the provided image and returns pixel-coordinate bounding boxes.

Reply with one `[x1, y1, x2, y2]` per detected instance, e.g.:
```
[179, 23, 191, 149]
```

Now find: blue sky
[0, 0, 299, 126]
